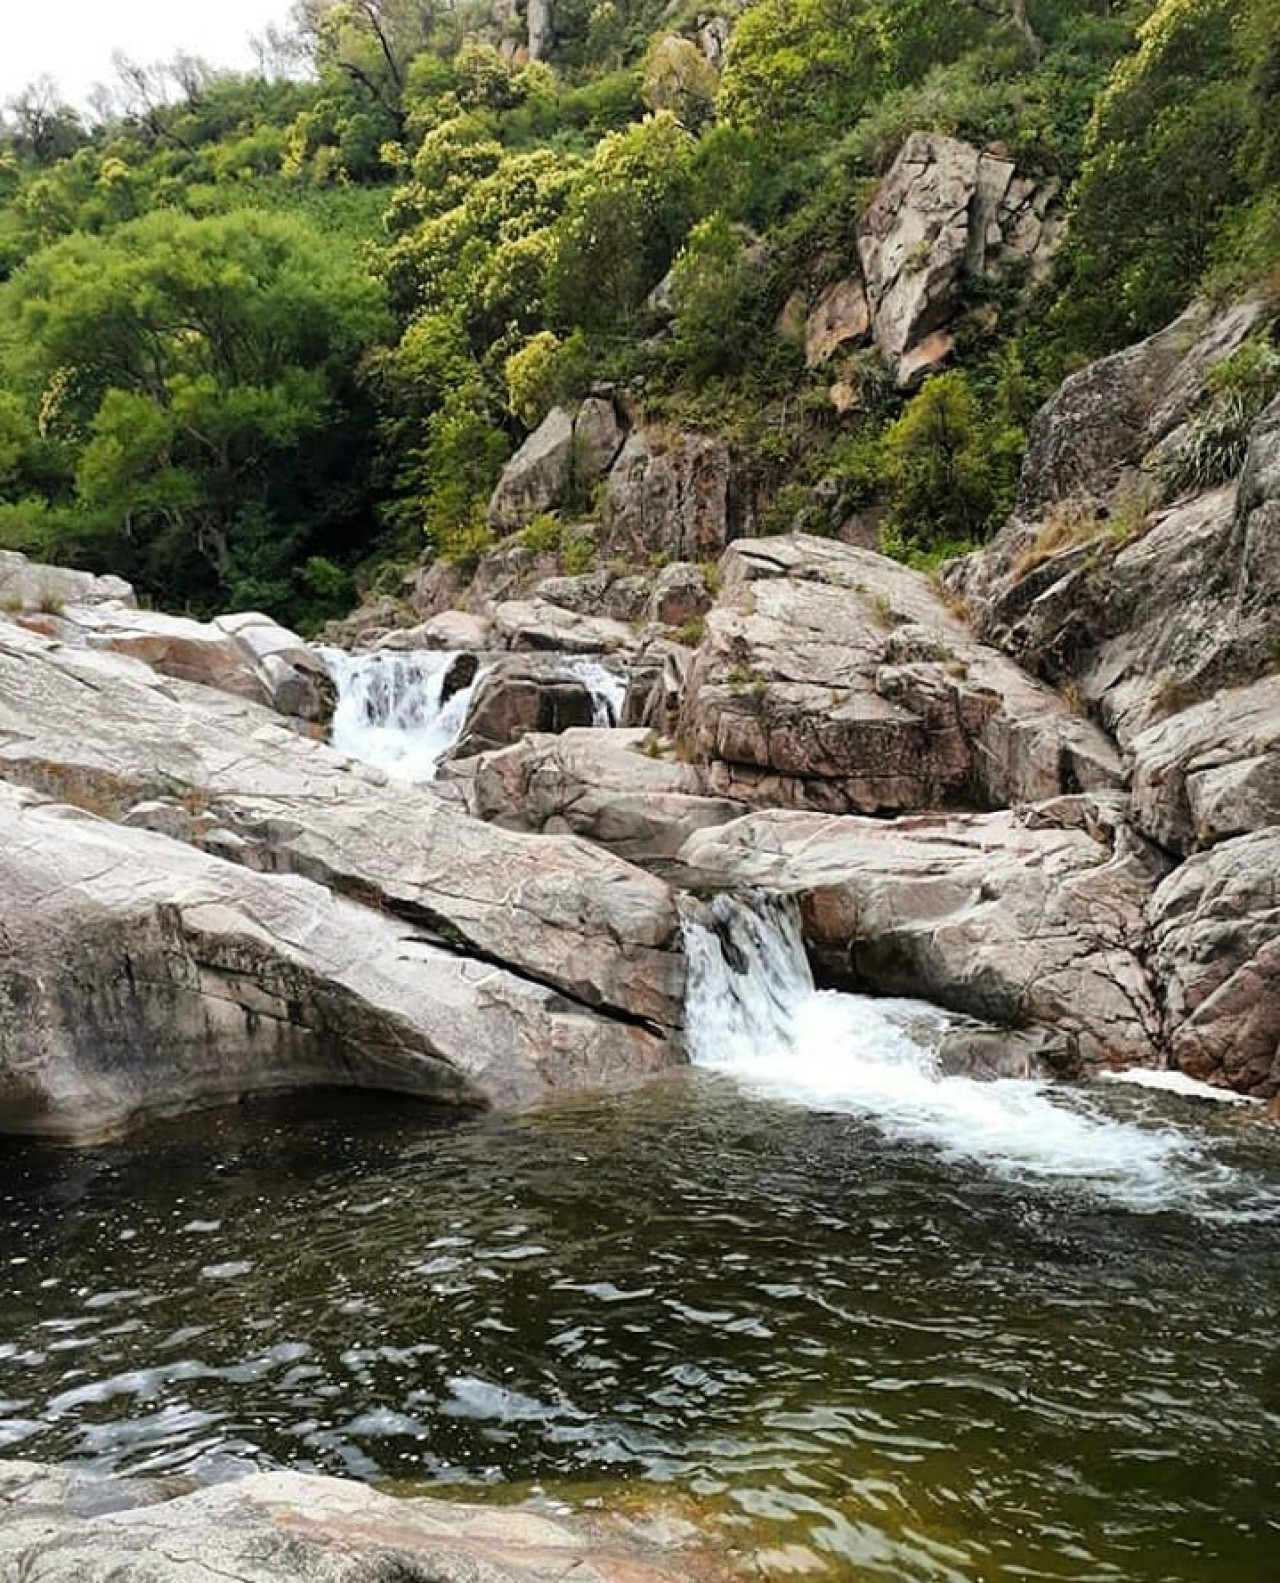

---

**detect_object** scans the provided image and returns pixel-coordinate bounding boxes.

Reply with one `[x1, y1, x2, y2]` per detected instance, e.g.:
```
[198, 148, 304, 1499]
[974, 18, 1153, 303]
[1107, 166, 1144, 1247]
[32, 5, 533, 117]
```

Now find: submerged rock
[0, 1458, 730, 1583]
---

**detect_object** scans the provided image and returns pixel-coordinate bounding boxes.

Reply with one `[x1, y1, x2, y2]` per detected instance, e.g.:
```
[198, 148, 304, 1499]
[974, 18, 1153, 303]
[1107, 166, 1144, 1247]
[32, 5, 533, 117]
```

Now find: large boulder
[604, 428, 755, 562]
[492, 597, 638, 654]
[462, 726, 747, 859]
[680, 794, 1167, 1071]
[0, 623, 684, 1038]
[0, 784, 669, 1141]
[1149, 829, 1280, 1097]
[1129, 675, 1280, 854]
[857, 133, 1061, 387]
[0, 549, 134, 610]
[0, 1458, 727, 1583]
[804, 277, 872, 368]
[450, 656, 600, 760]
[488, 398, 626, 534]
[680, 535, 1122, 815]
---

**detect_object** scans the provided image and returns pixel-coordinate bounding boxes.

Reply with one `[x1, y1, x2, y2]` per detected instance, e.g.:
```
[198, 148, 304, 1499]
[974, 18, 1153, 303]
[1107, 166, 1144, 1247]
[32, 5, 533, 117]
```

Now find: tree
[0, 208, 389, 614]
[3, 79, 86, 164]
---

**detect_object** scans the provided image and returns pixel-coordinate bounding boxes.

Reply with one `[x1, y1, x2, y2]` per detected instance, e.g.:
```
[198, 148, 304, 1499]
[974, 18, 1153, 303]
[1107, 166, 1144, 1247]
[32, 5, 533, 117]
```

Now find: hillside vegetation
[0, 0, 1276, 626]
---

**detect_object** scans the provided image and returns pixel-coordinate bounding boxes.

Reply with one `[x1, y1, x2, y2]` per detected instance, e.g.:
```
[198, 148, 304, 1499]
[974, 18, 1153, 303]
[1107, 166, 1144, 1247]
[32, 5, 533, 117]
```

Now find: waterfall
[563, 657, 627, 727]
[680, 891, 1229, 1209]
[322, 650, 485, 782]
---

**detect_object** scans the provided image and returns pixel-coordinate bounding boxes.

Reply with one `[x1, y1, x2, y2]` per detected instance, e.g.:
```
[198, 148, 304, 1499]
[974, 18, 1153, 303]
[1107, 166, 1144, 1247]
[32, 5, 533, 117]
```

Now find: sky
[0, 0, 296, 108]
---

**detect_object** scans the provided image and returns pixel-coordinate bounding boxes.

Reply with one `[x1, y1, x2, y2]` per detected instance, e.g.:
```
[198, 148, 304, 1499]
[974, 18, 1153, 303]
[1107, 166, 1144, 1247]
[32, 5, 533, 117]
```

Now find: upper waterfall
[680, 891, 1249, 1213]
[322, 650, 484, 782]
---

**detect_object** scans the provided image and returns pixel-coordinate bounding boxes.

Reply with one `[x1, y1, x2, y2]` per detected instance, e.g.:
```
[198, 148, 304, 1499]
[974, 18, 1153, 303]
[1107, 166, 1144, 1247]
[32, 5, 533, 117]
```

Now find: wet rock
[452, 657, 597, 759]
[1149, 828, 1280, 1098]
[0, 784, 670, 1141]
[0, 622, 684, 1047]
[0, 1458, 730, 1583]
[680, 794, 1166, 1071]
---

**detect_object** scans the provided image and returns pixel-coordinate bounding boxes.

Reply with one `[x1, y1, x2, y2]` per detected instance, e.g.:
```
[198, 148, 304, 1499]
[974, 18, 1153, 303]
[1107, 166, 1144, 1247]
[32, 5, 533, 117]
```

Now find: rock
[1149, 829, 1280, 1097]
[1013, 298, 1269, 520]
[535, 567, 651, 623]
[463, 727, 747, 860]
[492, 598, 637, 653]
[679, 794, 1167, 1070]
[804, 277, 871, 368]
[959, 388, 1280, 746]
[0, 784, 670, 1140]
[0, 1458, 729, 1583]
[0, 622, 684, 1040]
[0, 549, 135, 610]
[605, 428, 754, 562]
[451, 657, 598, 759]
[857, 133, 1060, 386]
[680, 534, 1122, 815]
[376, 609, 494, 650]
[697, 14, 732, 67]
[6, 585, 332, 723]
[488, 400, 625, 534]
[1128, 675, 1280, 854]
[938, 1025, 1076, 1080]
[528, 0, 553, 59]
[622, 637, 693, 736]
[646, 561, 713, 629]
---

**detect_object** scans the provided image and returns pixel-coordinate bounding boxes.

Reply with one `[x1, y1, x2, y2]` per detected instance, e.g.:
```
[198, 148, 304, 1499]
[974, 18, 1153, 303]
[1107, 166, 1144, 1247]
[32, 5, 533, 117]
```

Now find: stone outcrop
[0, 548, 135, 610]
[1129, 675, 1280, 855]
[0, 1458, 728, 1583]
[1149, 829, 1280, 1097]
[680, 793, 1166, 1070]
[857, 133, 1061, 386]
[492, 597, 638, 653]
[488, 398, 626, 533]
[680, 534, 1122, 814]
[646, 561, 714, 629]
[605, 428, 754, 562]
[1009, 298, 1268, 521]
[0, 622, 684, 1054]
[461, 726, 746, 859]
[0, 784, 669, 1140]
[804, 277, 872, 368]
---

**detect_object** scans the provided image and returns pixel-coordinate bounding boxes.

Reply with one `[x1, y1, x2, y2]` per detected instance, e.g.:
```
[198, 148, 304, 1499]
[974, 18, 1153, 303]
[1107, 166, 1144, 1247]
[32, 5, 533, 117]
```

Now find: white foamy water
[1101, 1069, 1260, 1105]
[322, 649, 485, 781]
[563, 656, 627, 726]
[681, 892, 1250, 1213]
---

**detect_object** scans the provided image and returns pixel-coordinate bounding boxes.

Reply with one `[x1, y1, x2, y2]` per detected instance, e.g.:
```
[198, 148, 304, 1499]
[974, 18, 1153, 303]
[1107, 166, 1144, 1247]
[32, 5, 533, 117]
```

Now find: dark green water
[1, 1078, 1277, 1581]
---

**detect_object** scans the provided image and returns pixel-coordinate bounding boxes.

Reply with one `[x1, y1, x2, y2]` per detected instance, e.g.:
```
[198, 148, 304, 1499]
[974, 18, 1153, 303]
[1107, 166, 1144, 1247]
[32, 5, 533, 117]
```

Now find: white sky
[0, 0, 296, 108]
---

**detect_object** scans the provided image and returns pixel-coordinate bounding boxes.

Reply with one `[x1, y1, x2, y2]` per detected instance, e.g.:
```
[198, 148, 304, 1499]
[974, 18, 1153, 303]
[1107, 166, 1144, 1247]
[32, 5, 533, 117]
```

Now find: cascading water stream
[680, 890, 1255, 1213]
[321, 649, 486, 782]
[321, 649, 628, 779]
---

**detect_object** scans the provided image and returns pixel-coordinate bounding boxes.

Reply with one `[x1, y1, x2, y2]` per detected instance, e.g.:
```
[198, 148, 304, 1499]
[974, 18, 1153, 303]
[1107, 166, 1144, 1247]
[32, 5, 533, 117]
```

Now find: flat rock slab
[0, 1459, 733, 1583]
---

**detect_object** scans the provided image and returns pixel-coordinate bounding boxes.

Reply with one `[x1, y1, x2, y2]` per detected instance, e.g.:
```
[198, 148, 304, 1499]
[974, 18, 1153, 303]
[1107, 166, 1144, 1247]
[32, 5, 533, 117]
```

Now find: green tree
[0, 207, 389, 614]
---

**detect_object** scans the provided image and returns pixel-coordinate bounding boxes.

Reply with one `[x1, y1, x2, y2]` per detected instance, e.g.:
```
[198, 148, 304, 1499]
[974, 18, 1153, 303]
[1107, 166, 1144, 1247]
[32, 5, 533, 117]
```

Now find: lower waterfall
[322, 649, 484, 781]
[680, 890, 1245, 1212]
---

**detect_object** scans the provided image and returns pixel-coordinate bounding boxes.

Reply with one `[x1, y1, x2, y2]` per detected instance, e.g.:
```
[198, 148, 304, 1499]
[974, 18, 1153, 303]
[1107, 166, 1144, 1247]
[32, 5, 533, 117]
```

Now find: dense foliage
[0, 0, 1276, 623]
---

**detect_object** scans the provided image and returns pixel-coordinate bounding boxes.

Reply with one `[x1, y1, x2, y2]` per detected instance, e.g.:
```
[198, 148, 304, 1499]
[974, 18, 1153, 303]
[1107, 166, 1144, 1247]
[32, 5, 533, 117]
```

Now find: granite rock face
[0, 784, 669, 1141]
[857, 132, 1061, 386]
[679, 535, 1122, 815]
